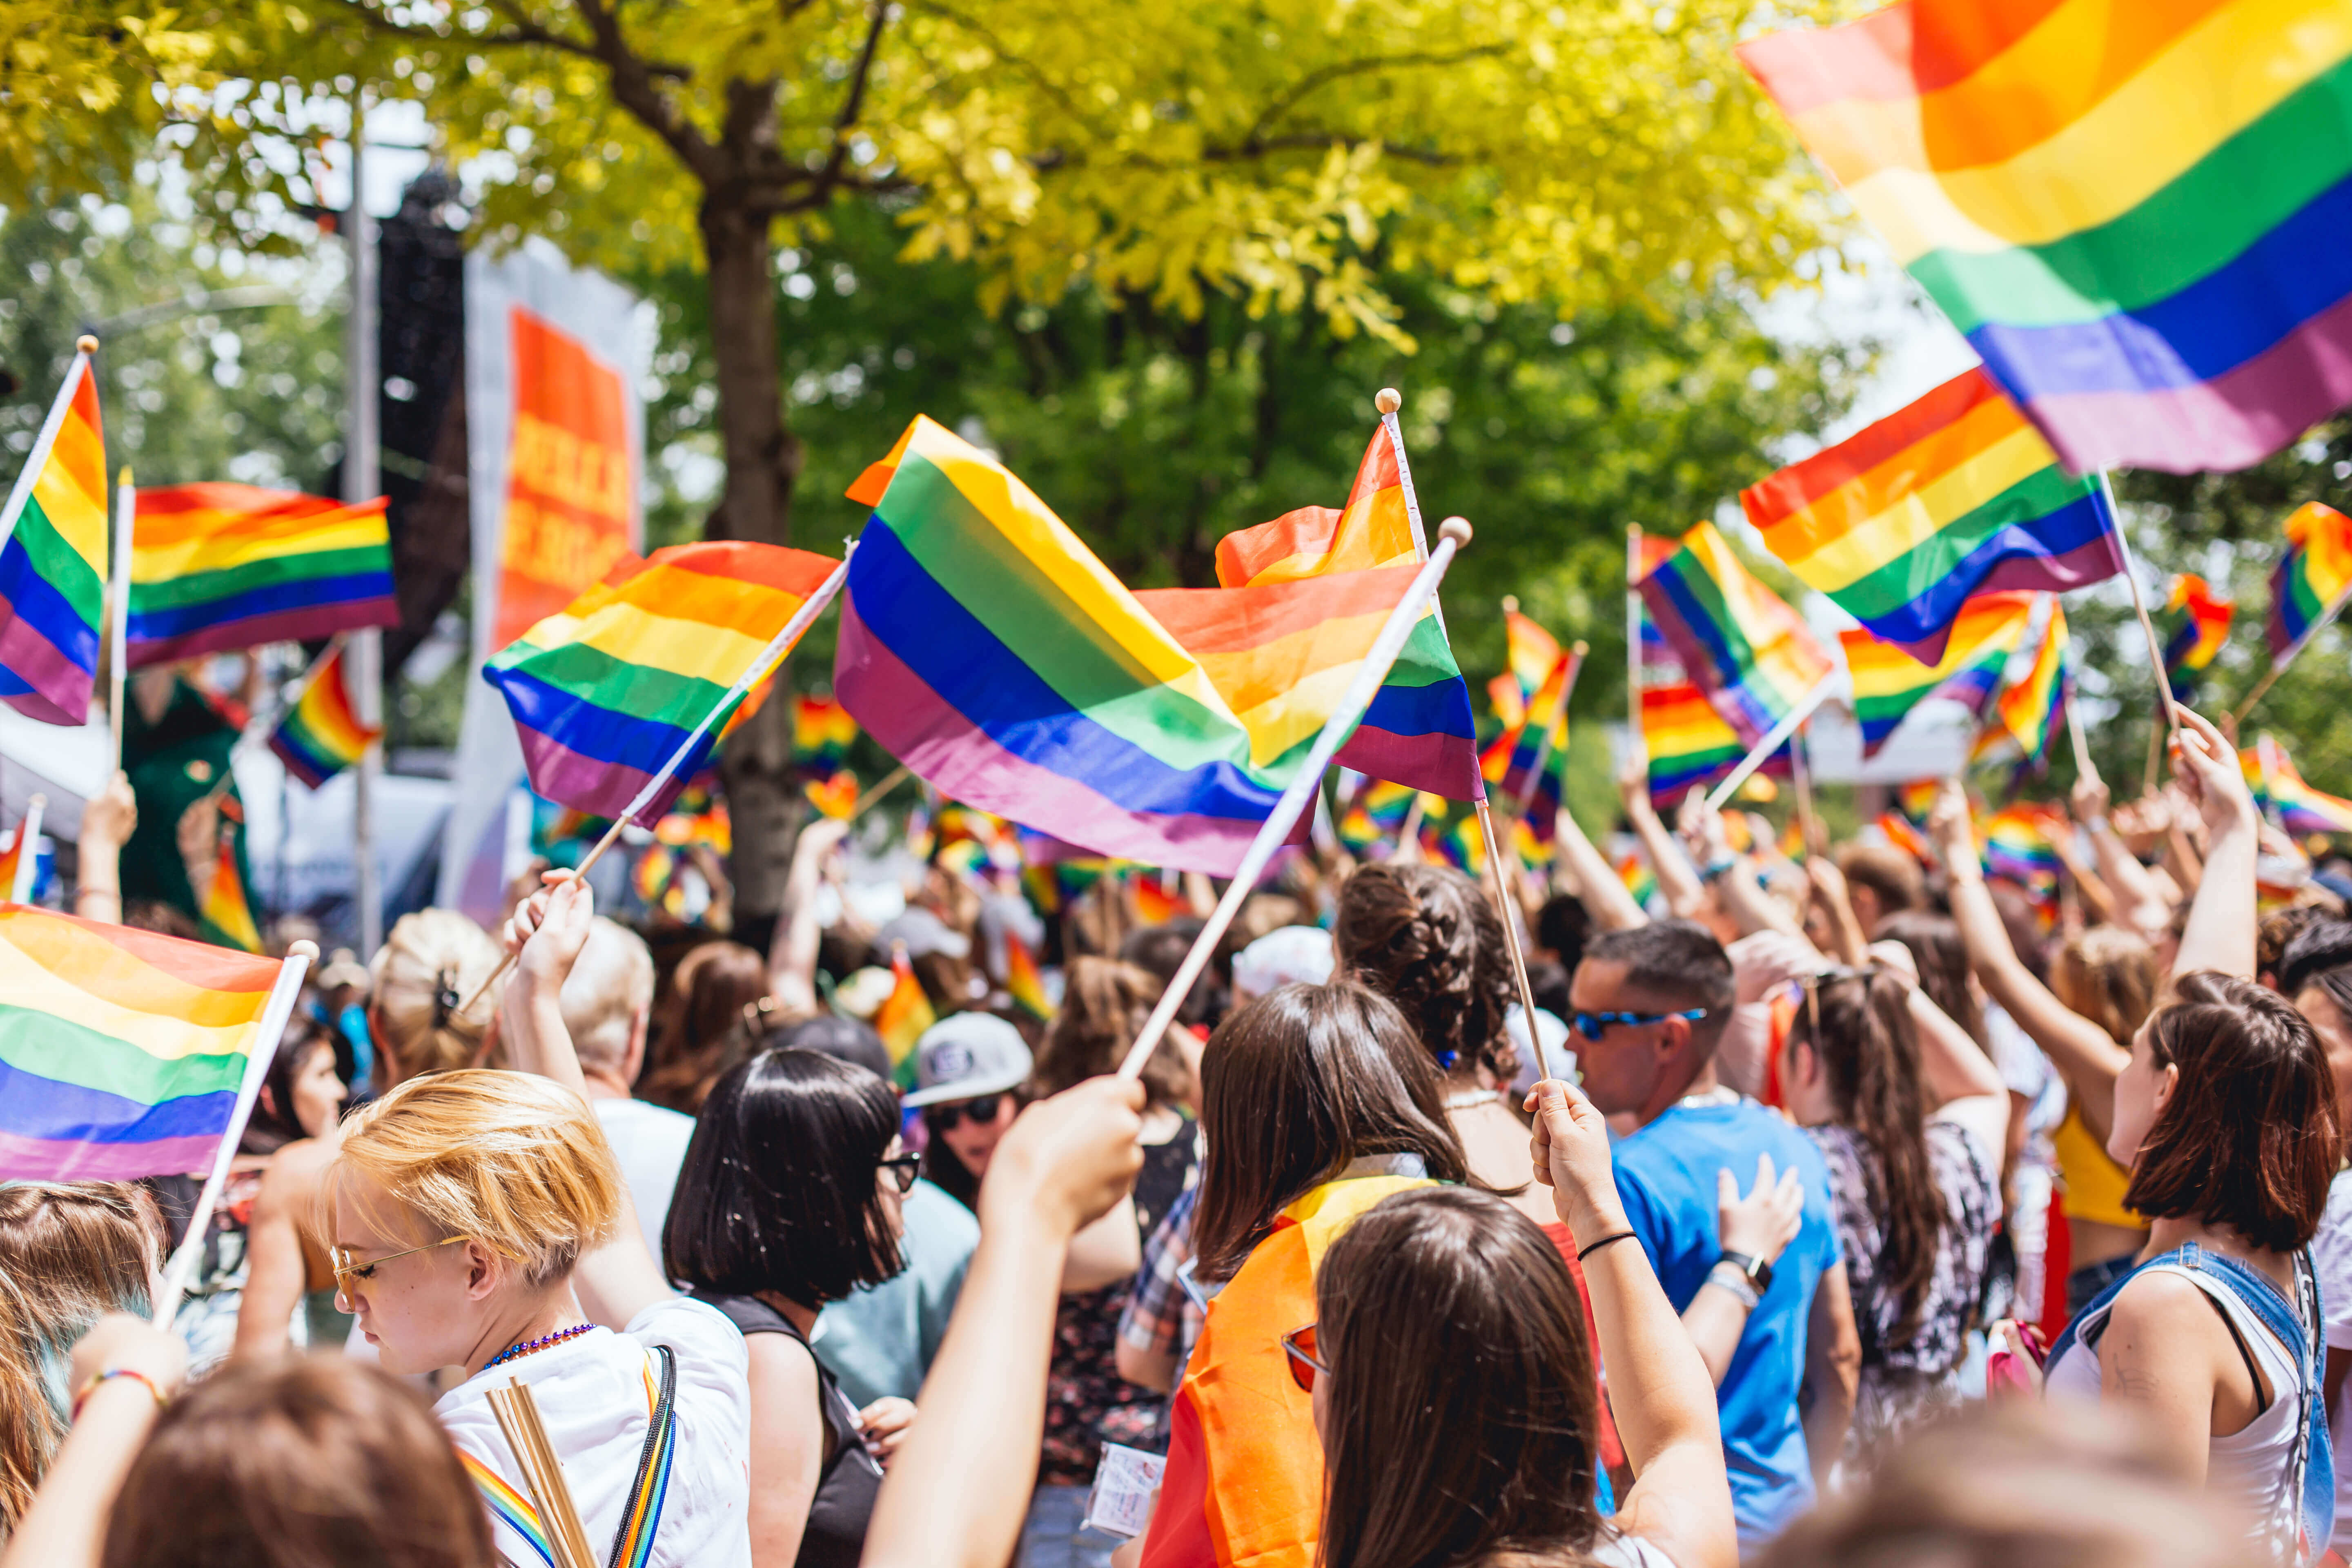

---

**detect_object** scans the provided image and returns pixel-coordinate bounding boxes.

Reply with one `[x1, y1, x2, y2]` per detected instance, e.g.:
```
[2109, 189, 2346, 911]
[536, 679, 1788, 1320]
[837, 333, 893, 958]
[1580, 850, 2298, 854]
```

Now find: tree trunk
[701, 191, 804, 944]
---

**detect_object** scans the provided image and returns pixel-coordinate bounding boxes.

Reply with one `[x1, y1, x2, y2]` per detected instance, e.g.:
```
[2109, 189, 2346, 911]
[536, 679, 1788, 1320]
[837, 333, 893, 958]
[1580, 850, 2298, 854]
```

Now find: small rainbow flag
[1498, 650, 1575, 837]
[1740, 368, 2120, 663]
[803, 771, 859, 820]
[128, 485, 394, 667]
[1975, 601, 2069, 766]
[1639, 521, 1834, 746]
[487, 542, 842, 825]
[1642, 681, 1753, 803]
[198, 803, 263, 954]
[1129, 872, 1184, 926]
[0, 904, 299, 1180]
[1495, 606, 1564, 730]
[268, 643, 380, 790]
[2244, 742, 2352, 836]
[1617, 855, 1660, 912]
[1875, 811, 1936, 868]
[1737, 1, 2352, 477]
[837, 417, 1428, 873]
[1981, 805, 2063, 892]
[793, 694, 858, 781]
[1897, 780, 1940, 824]
[2157, 575, 2234, 697]
[0, 345, 107, 725]
[1840, 592, 2034, 756]
[1004, 930, 1054, 1020]
[0, 808, 34, 903]
[1209, 421, 1481, 800]
[2267, 502, 2352, 664]
[874, 946, 936, 1080]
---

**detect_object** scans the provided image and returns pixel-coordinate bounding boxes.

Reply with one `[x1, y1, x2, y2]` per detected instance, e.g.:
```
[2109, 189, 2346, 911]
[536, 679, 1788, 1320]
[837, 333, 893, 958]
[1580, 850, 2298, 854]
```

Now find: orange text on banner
[494, 306, 635, 649]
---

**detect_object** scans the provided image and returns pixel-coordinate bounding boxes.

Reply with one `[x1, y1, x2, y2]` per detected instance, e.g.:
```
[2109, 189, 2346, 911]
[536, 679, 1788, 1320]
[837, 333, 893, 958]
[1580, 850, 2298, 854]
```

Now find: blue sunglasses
[1571, 1007, 1707, 1040]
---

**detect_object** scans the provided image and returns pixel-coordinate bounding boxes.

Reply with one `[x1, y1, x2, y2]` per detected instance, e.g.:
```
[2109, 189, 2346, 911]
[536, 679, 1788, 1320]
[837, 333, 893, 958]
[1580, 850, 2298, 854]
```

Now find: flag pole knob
[1438, 517, 1472, 550]
[287, 939, 320, 961]
[1375, 388, 1402, 415]
[1502, 595, 1519, 613]
[76, 334, 98, 354]
[1572, 641, 1589, 656]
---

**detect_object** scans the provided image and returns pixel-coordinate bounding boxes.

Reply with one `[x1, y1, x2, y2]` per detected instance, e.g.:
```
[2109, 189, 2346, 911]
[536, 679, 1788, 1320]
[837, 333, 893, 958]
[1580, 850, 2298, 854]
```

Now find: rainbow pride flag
[1643, 681, 1755, 803]
[1004, 929, 1054, 1020]
[835, 417, 1426, 874]
[1129, 871, 1184, 926]
[1876, 811, 1937, 867]
[793, 694, 858, 780]
[1740, 368, 2119, 663]
[127, 485, 394, 666]
[0, 803, 36, 903]
[487, 542, 841, 825]
[0, 346, 106, 725]
[1982, 805, 2063, 892]
[1491, 606, 1564, 731]
[268, 643, 380, 790]
[2158, 574, 2235, 696]
[2244, 742, 2352, 835]
[198, 804, 263, 954]
[1840, 592, 2034, 755]
[1639, 521, 1834, 745]
[803, 771, 859, 820]
[1739, 0, 2352, 477]
[1976, 601, 2069, 766]
[2267, 502, 2352, 664]
[1617, 855, 1661, 913]
[1498, 650, 1574, 838]
[0, 904, 296, 1179]
[875, 945, 935, 1079]
[1210, 426, 1480, 799]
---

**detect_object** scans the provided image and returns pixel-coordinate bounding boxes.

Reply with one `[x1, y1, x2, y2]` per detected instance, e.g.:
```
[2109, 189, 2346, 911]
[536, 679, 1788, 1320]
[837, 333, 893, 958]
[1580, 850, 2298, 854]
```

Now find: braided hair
[1334, 863, 1519, 1083]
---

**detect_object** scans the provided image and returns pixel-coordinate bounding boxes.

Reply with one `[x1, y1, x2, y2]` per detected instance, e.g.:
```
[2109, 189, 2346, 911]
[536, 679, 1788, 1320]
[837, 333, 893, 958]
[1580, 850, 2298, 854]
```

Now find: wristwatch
[1716, 1249, 1774, 1294]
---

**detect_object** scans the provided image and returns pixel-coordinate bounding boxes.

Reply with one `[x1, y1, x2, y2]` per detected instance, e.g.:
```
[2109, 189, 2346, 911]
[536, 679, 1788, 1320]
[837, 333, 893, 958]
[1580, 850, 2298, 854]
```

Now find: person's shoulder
[2106, 1261, 2232, 1341]
[906, 1178, 982, 1245]
[596, 1095, 696, 1136]
[628, 1294, 754, 1374]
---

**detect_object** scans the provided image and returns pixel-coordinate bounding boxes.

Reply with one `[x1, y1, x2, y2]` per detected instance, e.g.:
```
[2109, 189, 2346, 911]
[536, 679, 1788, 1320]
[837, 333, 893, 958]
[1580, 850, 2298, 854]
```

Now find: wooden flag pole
[461, 549, 855, 1013]
[1116, 519, 1474, 1080]
[2231, 580, 2352, 729]
[1471, 791, 1560, 1083]
[1704, 677, 1839, 813]
[846, 762, 911, 822]
[155, 940, 317, 1322]
[108, 467, 133, 775]
[2098, 473, 2183, 742]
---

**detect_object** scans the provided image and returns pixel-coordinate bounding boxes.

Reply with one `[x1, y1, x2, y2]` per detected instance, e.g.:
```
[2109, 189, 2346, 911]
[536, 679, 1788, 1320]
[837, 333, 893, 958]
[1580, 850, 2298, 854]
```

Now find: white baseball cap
[903, 1012, 1034, 1107]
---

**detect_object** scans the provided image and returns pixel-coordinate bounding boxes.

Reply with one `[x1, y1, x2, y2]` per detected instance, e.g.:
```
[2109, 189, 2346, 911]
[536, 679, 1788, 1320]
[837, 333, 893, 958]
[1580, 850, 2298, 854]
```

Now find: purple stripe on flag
[0, 596, 91, 724]
[836, 601, 1264, 875]
[2020, 294, 2352, 477]
[1336, 726, 1484, 799]
[0, 1129, 225, 1183]
[514, 727, 677, 826]
[125, 596, 401, 670]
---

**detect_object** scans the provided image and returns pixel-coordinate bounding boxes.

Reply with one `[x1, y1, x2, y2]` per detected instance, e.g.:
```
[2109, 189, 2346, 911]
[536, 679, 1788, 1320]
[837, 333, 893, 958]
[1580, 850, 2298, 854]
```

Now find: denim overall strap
[2174, 1244, 2332, 1566]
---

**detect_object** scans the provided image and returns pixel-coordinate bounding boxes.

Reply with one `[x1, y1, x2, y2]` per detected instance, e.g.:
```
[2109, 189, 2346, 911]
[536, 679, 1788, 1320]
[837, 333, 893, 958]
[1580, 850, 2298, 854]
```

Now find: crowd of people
[9, 699, 2352, 1567]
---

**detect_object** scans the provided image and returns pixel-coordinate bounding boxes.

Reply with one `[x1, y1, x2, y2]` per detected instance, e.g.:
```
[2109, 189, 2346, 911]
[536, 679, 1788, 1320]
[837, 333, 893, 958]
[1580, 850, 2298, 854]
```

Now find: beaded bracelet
[71, 1367, 167, 1420]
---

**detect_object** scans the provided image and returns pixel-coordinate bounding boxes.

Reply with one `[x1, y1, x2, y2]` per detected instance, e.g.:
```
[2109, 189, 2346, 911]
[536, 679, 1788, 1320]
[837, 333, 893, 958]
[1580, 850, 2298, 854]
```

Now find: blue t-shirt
[1613, 1097, 1841, 1552]
[812, 1178, 980, 1409]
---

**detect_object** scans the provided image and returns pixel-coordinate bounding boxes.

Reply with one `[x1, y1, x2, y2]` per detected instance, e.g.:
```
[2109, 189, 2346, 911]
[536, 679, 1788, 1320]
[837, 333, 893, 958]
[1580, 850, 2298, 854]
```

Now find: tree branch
[1234, 43, 1511, 156]
[809, 0, 890, 200]
[563, 0, 722, 182]
[1202, 132, 1461, 167]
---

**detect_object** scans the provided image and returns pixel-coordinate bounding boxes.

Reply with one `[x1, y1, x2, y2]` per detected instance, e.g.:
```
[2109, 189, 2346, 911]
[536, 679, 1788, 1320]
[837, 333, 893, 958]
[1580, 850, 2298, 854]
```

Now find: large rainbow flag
[1739, 0, 2352, 477]
[486, 542, 842, 824]
[1209, 425, 1481, 799]
[0, 904, 296, 1180]
[2157, 574, 2234, 697]
[2245, 741, 2352, 836]
[2267, 502, 2352, 663]
[0, 345, 107, 725]
[1740, 368, 2120, 663]
[127, 485, 394, 666]
[1975, 600, 2069, 766]
[1639, 521, 1835, 745]
[268, 643, 380, 789]
[833, 416, 1429, 874]
[1840, 592, 2034, 756]
[1643, 680, 1755, 803]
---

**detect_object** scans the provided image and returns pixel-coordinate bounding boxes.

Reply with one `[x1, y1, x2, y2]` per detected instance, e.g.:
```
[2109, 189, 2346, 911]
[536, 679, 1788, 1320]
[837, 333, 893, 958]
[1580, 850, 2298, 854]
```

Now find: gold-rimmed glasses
[329, 1235, 471, 1301]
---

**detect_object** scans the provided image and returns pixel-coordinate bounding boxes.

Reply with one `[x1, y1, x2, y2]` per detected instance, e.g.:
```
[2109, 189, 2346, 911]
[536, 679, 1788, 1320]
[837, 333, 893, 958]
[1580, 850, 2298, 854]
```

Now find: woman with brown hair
[1135, 981, 1468, 1568]
[640, 940, 769, 1113]
[0, 1185, 166, 1542]
[1305, 1077, 1735, 1568]
[1774, 966, 2005, 1472]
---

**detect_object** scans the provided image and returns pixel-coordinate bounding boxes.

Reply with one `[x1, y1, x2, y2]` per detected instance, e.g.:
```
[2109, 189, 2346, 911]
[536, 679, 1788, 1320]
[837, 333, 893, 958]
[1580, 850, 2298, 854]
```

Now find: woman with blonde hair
[321, 873, 751, 1565]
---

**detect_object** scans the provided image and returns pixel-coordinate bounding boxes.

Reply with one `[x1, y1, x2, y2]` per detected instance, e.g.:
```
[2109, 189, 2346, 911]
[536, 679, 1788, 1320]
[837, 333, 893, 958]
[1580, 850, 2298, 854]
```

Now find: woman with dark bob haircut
[2037, 973, 2341, 1560]
[1136, 982, 1469, 1568]
[664, 1048, 918, 1568]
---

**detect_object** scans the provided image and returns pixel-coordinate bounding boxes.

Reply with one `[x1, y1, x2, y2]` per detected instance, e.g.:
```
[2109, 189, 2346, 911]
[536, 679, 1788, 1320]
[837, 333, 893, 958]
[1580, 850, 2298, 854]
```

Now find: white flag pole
[154, 940, 318, 1324]
[1703, 677, 1839, 814]
[1116, 519, 1474, 1080]
[9, 794, 45, 903]
[109, 469, 134, 775]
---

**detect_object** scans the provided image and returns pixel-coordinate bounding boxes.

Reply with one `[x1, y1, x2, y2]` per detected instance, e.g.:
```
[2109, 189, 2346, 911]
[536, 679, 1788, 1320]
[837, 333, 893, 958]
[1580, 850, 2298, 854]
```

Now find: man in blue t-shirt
[1570, 920, 1856, 1554]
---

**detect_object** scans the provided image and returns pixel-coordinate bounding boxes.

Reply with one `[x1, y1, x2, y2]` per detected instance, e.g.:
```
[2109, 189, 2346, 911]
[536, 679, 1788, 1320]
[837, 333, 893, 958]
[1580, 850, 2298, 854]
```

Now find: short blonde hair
[323, 1071, 620, 1287]
[2052, 924, 2158, 1046]
[371, 911, 506, 1078]
[559, 917, 656, 1074]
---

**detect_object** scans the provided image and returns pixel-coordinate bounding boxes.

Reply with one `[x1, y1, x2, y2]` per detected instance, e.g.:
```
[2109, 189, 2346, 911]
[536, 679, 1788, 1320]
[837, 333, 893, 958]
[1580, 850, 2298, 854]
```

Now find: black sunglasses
[923, 1094, 1004, 1132]
[878, 1152, 921, 1194]
[1570, 1007, 1706, 1040]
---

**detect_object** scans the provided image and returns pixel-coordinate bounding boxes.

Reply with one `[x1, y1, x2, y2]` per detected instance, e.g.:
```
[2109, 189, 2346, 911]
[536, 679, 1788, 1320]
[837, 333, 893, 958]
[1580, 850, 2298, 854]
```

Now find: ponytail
[1792, 969, 1945, 1348]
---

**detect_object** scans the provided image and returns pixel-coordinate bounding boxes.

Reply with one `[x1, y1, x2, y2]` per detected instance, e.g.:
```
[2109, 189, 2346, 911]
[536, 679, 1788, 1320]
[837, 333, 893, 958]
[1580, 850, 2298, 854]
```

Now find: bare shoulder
[253, 1131, 340, 1212]
[2105, 1267, 2228, 1345]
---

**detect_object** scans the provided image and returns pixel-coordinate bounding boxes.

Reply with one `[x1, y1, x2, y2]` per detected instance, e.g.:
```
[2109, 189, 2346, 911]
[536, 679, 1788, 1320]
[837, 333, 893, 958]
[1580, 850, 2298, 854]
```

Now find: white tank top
[2045, 1257, 2305, 1529]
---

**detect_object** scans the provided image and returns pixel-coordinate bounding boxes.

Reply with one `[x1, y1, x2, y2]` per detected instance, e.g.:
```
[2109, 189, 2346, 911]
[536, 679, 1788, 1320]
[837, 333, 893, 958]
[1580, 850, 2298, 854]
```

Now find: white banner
[437, 241, 647, 923]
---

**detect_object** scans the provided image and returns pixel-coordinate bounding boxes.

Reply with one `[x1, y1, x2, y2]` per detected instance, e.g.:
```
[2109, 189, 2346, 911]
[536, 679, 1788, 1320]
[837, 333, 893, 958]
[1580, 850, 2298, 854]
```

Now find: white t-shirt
[438, 1297, 752, 1568]
[1591, 1530, 1676, 1568]
[593, 1096, 697, 1258]
[2311, 1170, 2352, 1551]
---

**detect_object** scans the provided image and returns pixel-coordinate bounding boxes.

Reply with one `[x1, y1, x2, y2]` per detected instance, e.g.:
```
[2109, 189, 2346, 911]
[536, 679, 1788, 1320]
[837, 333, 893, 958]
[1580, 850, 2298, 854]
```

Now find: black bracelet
[1577, 1229, 1639, 1263]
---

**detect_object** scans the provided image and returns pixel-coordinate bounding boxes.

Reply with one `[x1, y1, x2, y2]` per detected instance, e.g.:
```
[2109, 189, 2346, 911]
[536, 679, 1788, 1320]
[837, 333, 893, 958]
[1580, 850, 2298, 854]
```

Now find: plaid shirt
[1117, 1183, 1205, 1372]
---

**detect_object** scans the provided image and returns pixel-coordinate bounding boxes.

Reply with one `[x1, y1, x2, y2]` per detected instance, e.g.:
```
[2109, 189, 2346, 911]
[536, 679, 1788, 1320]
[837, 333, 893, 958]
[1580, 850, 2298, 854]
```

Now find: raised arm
[1802, 855, 1869, 967]
[862, 1078, 1145, 1568]
[1530, 1078, 1737, 1568]
[767, 817, 851, 1020]
[500, 873, 673, 1327]
[1679, 792, 1799, 940]
[1552, 802, 1646, 931]
[2164, 708, 2260, 986]
[1927, 783, 2129, 1139]
[72, 772, 136, 926]
[1621, 760, 1706, 920]
[2074, 776, 2173, 937]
